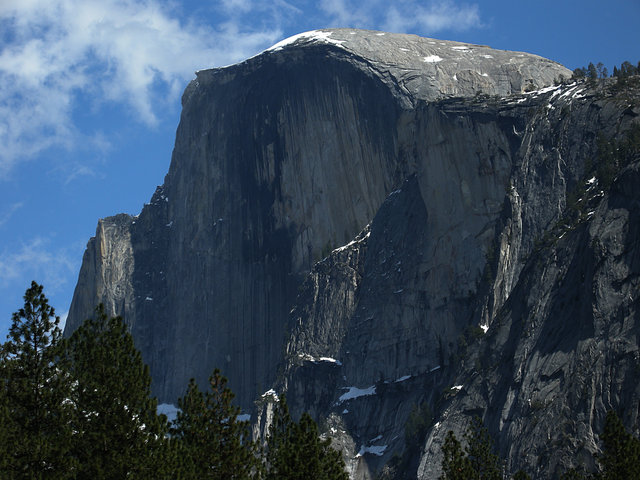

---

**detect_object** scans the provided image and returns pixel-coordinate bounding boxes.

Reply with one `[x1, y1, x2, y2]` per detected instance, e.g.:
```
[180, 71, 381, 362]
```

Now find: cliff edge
[66, 28, 640, 478]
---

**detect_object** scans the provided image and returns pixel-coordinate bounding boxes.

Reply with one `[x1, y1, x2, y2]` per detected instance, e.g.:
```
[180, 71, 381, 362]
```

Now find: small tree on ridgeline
[171, 369, 260, 479]
[64, 304, 173, 479]
[0, 281, 74, 478]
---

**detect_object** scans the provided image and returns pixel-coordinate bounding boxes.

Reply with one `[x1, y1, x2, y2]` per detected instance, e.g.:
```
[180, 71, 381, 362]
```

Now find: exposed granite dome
[65, 28, 640, 479]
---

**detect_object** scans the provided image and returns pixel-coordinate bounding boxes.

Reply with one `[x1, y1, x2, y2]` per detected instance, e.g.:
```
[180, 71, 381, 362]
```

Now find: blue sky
[1, 0, 638, 338]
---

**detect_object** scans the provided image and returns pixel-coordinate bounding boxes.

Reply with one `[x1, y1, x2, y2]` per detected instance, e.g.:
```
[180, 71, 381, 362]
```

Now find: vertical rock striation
[65, 28, 640, 479]
[67, 29, 570, 408]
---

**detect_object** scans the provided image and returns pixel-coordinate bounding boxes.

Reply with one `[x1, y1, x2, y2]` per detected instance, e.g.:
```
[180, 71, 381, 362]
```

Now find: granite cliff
[65, 29, 640, 478]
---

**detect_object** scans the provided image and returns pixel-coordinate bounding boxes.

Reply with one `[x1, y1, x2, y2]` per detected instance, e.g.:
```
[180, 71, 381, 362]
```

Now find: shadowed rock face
[279, 84, 640, 479]
[66, 29, 570, 408]
[65, 28, 640, 479]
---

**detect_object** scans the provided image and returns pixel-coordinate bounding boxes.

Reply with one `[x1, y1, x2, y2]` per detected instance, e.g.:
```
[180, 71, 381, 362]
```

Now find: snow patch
[267, 30, 345, 52]
[145, 297, 153, 301]
[559, 85, 580, 99]
[237, 414, 251, 422]
[299, 353, 343, 366]
[319, 356, 343, 365]
[480, 324, 489, 333]
[298, 353, 315, 362]
[338, 385, 376, 403]
[394, 375, 411, 382]
[262, 389, 279, 401]
[357, 444, 387, 457]
[333, 229, 371, 254]
[452, 46, 469, 51]
[452, 385, 463, 391]
[532, 84, 560, 95]
[423, 55, 443, 63]
[430, 365, 441, 372]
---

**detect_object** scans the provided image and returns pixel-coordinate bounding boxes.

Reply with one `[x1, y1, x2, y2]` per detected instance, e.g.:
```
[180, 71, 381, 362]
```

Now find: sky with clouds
[0, 0, 638, 337]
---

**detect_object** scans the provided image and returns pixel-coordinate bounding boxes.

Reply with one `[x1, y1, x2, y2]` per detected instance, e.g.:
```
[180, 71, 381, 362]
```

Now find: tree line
[572, 59, 640, 87]
[0, 282, 348, 479]
[5, 282, 638, 479]
[440, 412, 640, 479]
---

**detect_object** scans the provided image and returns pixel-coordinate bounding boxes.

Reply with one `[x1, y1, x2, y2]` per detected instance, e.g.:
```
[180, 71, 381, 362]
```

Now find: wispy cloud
[384, 1, 481, 34]
[0, 202, 24, 228]
[318, 0, 481, 33]
[0, 0, 481, 178]
[318, 0, 375, 27]
[0, 237, 81, 294]
[0, 0, 283, 176]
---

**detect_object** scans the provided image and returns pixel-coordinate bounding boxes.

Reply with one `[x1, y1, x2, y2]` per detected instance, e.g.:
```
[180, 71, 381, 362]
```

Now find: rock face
[65, 28, 640, 478]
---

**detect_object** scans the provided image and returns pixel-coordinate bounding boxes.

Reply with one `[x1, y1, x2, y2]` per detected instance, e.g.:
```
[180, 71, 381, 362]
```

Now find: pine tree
[597, 410, 640, 479]
[558, 468, 587, 479]
[573, 67, 586, 79]
[0, 281, 74, 478]
[0, 362, 13, 476]
[464, 416, 503, 480]
[441, 430, 473, 480]
[512, 470, 531, 480]
[265, 393, 294, 479]
[441, 418, 507, 480]
[171, 369, 259, 479]
[64, 304, 171, 479]
[265, 394, 348, 480]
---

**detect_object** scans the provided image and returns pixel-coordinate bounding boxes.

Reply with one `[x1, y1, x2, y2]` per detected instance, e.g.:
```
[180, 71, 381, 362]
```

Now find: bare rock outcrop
[65, 28, 640, 479]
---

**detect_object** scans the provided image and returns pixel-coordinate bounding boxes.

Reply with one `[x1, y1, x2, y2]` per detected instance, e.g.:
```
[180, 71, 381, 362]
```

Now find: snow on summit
[267, 30, 346, 52]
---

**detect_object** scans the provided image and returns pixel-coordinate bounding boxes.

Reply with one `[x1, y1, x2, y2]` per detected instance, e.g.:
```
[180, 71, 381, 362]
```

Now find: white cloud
[0, 0, 482, 178]
[0, 202, 24, 228]
[318, 0, 373, 27]
[384, 1, 481, 34]
[0, 237, 81, 295]
[221, 0, 255, 13]
[0, 0, 282, 176]
[317, 0, 481, 34]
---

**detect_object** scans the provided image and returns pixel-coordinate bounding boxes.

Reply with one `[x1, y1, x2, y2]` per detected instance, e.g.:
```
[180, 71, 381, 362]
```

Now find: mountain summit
[65, 29, 639, 478]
